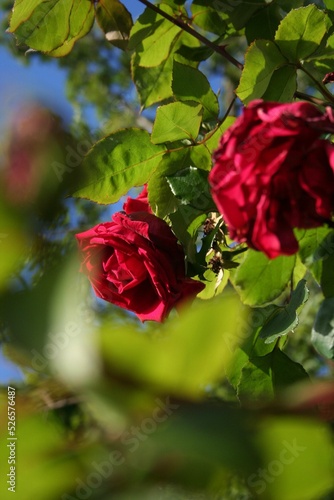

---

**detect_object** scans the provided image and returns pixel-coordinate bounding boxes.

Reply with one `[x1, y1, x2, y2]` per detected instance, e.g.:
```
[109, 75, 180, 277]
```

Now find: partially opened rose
[209, 100, 334, 258]
[76, 193, 204, 322]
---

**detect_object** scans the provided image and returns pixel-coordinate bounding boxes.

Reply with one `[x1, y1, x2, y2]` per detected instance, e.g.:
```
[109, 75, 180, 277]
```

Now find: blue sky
[0, 1, 144, 384]
[0, 1, 144, 128]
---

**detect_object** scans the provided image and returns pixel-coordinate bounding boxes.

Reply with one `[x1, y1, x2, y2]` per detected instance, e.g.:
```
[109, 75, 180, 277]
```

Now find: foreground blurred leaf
[142, 402, 260, 486]
[0, 398, 81, 500]
[0, 202, 27, 290]
[252, 417, 334, 500]
[100, 294, 242, 399]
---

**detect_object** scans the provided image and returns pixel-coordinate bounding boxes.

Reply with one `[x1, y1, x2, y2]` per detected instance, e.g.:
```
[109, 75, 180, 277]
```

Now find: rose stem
[137, 0, 244, 70]
[298, 65, 334, 104]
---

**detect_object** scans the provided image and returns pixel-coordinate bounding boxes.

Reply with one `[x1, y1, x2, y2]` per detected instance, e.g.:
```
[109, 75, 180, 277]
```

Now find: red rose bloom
[209, 100, 334, 258]
[76, 209, 204, 322]
[123, 185, 152, 214]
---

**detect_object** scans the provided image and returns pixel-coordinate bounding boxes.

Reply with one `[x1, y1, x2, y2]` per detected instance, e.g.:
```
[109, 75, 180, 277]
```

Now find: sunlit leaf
[131, 30, 200, 109]
[72, 129, 166, 204]
[236, 40, 287, 103]
[275, 5, 329, 62]
[129, 4, 181, 67]
[9, 0, 94, 56]
[231, 250, 296, 307]
[151, 101, 203, 144]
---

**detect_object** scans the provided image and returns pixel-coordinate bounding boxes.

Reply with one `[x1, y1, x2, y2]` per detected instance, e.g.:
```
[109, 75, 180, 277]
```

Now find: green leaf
[188, 143, 212, 171]
[167, 167, 215, 211]
[197, 268, 230, 300]
[148, 150, 188, 218]
[260, 280, 309, 344]
[172, 61, 219, 121]
[312, 297, 334, 360]
[169, 206, 205, 262]
[236, 40, 287, 104]
[324, 0, 334, 10]
[261, 64, 297, 102]
[148, 145, 212, 218]
[9, 0, 94, 56]
[255, 417, 334, 500]
[245, 3, 282, 44]
[100, 294, 243, 399]
[131, 51, 174, 108]
[72, 129, 166, 204]
[0, 201, 27, 290]
[129, 4, 181, 67]
[237, 350, 308, 403]
[275, 5, 329, 63]
[191, 1, 227, 35]
[271, 349, 309, 388]
[47, 14, 94, 57]
[0, 411, 82, 499]
[321, 252, 334, 298]
[238, 355, 274, 402]
[231, 250, 296, 307]
[95, 0, 133, 50]
[151, 101, 203, 144]
[0, 259, 72, 352]
[296, 227, 333, 282]
[275, 0, 303, 10]
[203, 117, 236, 154]
[131, 31, 200, 109]
[312, 230, 334, 263]
[226, 305, 280, 389]
[226, 0, 267, 31]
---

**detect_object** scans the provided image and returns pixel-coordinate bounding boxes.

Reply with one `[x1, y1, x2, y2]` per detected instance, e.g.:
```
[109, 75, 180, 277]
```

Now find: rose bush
[76, 188, 204, 322]
[209, 100, 334, 258]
